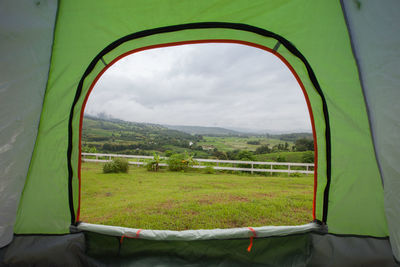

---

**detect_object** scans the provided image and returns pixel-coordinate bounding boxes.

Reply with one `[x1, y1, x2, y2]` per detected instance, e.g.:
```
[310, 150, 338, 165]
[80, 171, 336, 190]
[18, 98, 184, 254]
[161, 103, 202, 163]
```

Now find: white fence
[81, 153, 314, 175]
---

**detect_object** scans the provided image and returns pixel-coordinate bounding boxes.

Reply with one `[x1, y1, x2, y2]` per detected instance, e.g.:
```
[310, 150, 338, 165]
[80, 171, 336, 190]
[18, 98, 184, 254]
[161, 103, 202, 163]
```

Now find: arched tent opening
[78, 41, 318, 229]
[2, 1, 398, 266]
[66, 29, 329, 227]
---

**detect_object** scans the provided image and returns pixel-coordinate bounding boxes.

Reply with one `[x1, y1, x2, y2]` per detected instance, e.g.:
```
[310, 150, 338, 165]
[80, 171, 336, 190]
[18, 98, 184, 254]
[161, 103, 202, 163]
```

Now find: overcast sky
[85, 43, 311, 133]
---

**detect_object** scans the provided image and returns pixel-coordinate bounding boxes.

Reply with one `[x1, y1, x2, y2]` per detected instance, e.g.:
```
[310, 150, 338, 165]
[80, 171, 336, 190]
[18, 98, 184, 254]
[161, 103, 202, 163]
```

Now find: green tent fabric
[1, 0, 399, 265]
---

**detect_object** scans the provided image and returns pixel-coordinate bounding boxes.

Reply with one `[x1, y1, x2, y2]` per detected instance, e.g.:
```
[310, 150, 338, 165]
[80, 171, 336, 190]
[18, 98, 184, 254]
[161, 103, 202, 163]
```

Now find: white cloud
[85, 43, 311, 132]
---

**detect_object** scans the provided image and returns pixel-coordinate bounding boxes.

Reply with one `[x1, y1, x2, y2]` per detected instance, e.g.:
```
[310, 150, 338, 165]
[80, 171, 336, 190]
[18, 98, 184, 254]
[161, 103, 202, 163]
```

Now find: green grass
[255, 151, 312, 163]
[81, 162, 313, 230]
[197, 136, 292, 152]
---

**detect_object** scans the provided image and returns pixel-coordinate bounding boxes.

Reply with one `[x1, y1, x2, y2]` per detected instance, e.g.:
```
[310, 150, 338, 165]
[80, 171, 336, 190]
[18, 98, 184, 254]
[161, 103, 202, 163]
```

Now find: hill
[82, 115, 199, 154]
[82, 115, 314, 161]
[163, 124, 242, 136]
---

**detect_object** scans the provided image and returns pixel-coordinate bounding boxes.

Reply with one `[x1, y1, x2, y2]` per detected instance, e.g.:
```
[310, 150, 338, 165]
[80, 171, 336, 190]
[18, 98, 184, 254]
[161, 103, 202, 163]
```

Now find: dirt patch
[179, 185, 202, 192]
[198, 198, 214, 205]
[157, 200, 179, 210]
[185, 210, 200, 216]
[253, 192, 276, 199]
[228, 195, 249, 202]
[197, 194, 249, 205]
[125, 207, 133, 213]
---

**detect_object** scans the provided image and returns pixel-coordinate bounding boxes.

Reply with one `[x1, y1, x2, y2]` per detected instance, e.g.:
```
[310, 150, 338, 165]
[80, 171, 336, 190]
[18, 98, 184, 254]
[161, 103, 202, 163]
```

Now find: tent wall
[341, 0, 400, 261]
[13, 0, 388, 239]
[0, 0, 58, 247]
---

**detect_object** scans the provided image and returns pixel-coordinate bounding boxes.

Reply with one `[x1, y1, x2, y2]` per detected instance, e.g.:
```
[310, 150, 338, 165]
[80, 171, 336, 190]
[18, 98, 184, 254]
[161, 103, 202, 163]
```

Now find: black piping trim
[67, 22, 332, 225]
[273, 41, 281, 52]
[339, 1, 385, 187]
[310, 232, 390, 240]
[13, 232, 80, 237]
[100, 57, 107, 67]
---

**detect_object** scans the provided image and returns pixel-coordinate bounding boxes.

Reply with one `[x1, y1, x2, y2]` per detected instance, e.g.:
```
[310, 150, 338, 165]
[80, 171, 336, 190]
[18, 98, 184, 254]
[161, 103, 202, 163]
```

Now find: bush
[167, 152, 197, 172]
[164, 150, 173, 157]
[302, 151, 314, 163]
[167, 154, 187, 171]
[82, 145, 98, 153]
[103, 158, 129, 173]
[290, 172, 302, 177]
[203, 166, 215, 174]
[146, 153, 161, 172]
[277, 155, 286, 162]
[255, 145, 271, 154]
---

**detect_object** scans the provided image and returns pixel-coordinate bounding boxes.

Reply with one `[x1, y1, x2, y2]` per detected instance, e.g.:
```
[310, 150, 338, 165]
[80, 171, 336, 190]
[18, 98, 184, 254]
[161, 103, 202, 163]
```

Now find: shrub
[82, 145, 98, 153]
[290, 172, 302, 177]
[147, 153, 161, 172]
[103, 158, 129, 173]
[203, 166, 215, 174]
[302, 151, 314, 163]
[164, 150, 173, 157]
[255, 145, 271, 154]
[277, 155, 286, 162]
[167, 152, 197, 172]
[167, 154, 187, 171]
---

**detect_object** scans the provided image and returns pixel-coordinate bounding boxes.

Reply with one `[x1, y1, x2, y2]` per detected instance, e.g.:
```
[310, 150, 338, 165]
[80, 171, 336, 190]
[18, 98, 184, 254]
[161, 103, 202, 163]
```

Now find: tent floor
[0, 232, 397, 266]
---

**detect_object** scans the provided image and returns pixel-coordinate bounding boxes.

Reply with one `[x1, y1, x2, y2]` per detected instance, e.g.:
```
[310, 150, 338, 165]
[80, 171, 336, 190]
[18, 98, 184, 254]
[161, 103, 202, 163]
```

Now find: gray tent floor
[0, 231, 397, 266]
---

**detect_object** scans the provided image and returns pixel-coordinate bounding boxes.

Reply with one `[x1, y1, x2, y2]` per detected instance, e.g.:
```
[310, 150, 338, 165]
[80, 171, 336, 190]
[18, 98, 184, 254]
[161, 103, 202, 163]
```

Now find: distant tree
[302, 151, 314, 163]
[164, 150, 173, 157]
[255, 145, 271, 154]
[226, 149, 241, 160]
[213, 150, 228, 160]
[237, 150, 255, 161]
[277, 155, 286, 162]
[82, 145, 97, 153]
[194, 134, 203, 141]
[294, 138, 314, 151]
[247, 140, 260, 145]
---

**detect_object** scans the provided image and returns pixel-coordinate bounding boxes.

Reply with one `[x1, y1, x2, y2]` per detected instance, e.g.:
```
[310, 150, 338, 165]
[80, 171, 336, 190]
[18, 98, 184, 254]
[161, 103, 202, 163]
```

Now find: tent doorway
[78, 42, 317, 230]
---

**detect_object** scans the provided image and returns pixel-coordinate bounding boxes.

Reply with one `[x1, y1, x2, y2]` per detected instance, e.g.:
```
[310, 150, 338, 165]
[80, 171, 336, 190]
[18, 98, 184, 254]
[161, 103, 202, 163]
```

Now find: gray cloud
[85, 43, 311, 132]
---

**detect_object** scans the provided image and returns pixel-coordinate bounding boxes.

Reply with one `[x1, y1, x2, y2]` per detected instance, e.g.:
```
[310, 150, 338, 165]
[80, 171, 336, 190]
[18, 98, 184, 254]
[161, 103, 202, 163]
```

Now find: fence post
[306, 165, 309, 172]
[251, 163, 254, 174]
[270, 164, 273, 176]
[288, 164, 291, 175]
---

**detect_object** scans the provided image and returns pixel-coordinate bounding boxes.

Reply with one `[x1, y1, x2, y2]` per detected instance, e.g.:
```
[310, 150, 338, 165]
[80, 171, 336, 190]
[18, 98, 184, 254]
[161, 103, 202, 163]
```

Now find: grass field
[80, 162, 313, 230]
[197, 136, 291, 152]
[254, 151, 313, 163]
